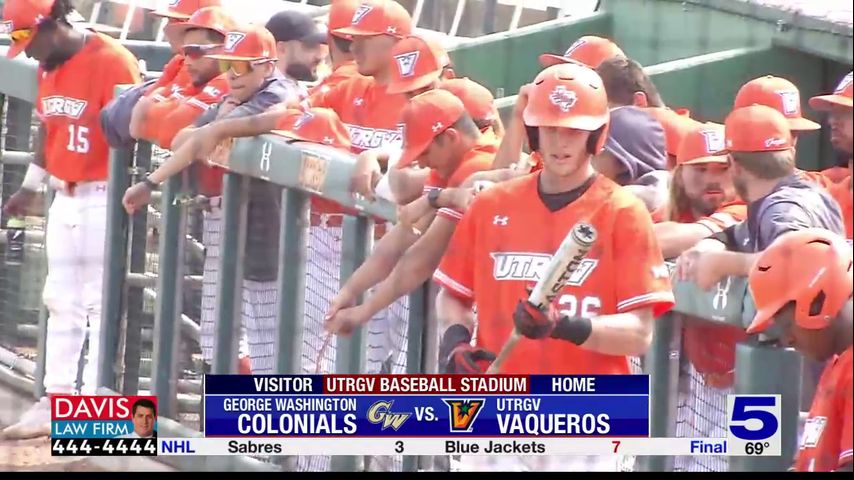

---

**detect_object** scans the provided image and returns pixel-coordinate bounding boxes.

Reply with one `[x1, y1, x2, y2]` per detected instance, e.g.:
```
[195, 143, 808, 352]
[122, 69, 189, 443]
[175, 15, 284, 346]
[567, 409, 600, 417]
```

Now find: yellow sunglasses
[10, 28, 34, 43]
[219, 59, 273, 77]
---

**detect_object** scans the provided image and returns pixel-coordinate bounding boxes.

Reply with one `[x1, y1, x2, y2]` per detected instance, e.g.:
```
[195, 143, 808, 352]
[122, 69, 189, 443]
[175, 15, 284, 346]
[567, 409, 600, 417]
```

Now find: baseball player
[129, 6, 235, 149]
[123, 24, 299, 375]
[147, 0, 223, 98]
[676, 105, 844, 291]
[433, 63, 675, 471]
[539, 35, 625, 69]
[266, 10, 327, 82]
[325, 90, 494, 335]
[1, 0, 140, 438]
[810, 72, 853, 237]
[745, 228, 852, 472]
[311, 0, 361, 95]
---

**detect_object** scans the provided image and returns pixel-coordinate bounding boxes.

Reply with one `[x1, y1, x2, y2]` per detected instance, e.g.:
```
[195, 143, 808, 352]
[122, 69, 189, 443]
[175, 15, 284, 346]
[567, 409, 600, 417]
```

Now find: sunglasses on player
[9, 28, 34, 43]
[219, 59, 271, 77]
[181, 44, 221, 60]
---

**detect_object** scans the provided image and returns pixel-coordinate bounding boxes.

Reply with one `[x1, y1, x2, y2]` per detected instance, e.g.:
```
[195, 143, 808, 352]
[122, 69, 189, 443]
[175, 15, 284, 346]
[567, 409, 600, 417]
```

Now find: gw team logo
[726, 395, 782, 456]
[366, 400, 410, 431]
[443, 399, 485, 433]
[394, 52, 420, 77]
[351, 5, 373, 25]
[224, 32, 246, 52]
[549, 85, 578, 112]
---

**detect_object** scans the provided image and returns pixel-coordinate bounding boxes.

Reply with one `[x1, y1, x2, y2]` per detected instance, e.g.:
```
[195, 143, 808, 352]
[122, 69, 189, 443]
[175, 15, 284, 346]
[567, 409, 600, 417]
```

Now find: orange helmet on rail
[523, 63, 610, 154]
[746, 228, 853, 335]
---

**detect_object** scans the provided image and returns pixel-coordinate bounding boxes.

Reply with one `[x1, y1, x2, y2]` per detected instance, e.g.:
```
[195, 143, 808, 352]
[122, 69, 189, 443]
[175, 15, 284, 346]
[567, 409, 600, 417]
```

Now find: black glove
[513, 298, 593, 345]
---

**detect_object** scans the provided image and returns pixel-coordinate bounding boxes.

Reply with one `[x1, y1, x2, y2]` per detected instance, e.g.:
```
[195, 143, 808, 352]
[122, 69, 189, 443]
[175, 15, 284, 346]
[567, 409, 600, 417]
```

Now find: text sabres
[491, 253, 598, 285]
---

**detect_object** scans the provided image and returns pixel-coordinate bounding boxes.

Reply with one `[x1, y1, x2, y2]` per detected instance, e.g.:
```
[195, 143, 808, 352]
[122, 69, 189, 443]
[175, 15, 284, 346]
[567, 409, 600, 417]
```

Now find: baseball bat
[485, 222, 598, 374]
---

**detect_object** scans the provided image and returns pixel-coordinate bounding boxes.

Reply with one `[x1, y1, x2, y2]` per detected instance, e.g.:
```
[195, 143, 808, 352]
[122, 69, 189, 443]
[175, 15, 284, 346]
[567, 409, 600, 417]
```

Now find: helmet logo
[224, 32, 246, 52]
[549, 85, 577, 113]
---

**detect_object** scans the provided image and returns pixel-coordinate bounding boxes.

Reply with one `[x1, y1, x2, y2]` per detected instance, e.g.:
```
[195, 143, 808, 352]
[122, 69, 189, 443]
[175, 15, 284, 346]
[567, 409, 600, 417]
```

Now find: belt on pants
[58, 181, 108, 197]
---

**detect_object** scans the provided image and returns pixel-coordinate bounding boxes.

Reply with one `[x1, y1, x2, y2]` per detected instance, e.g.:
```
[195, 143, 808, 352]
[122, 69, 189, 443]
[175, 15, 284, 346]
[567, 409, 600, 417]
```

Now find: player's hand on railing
[122, 182, 153, 214]
[397, 198, 432, 229]
[675, 240, 728, 290]
[349, 150, 382, 201]
[2, 188, 37, 217]
[193, 124, 229, 162]
[326, 289, 357, 323]
[324, 304, 371, 336]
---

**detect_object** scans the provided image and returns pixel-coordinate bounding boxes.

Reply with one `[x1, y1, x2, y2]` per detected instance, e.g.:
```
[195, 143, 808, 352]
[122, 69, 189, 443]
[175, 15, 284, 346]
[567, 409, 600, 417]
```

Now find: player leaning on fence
[123, 24, 299, 375]
[1, 0, 140, 439]
[744, 229, 853, 472]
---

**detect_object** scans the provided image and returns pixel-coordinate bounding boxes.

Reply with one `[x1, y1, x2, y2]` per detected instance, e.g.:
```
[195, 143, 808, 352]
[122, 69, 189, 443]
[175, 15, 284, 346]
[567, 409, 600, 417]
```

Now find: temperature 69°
[745, 441, 770, 455]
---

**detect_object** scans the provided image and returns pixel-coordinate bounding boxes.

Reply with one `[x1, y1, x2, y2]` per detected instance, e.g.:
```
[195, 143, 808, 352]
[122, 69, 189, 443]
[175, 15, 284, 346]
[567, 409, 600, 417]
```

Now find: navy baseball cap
[265, 10, 327, 45]
[604, 106, 666, 183]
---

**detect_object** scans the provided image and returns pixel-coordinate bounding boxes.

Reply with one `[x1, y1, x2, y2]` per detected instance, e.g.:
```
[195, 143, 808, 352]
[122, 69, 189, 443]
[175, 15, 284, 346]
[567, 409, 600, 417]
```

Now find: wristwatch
[142, 177, 158, 190]
[427, 188, 443, 209]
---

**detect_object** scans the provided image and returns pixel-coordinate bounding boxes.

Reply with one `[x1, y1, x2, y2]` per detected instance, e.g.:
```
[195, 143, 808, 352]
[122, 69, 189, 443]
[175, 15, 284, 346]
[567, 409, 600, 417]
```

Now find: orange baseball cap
[725, 105, 793, 153]
[677, 123, 728, 166]
[386, 35, 449, 95]
[270, 108, 351, 150]
[809, 71, 853, 111]
[328, 0, 361, 39]
[397, 89, 466, 168]
[1, 0, 54, 58]
[439, 77, 495, 122]
[646, 107, 699, 159]
[205, 25, 276, 62]
[539, 36, 625, 69]
[152, 0, 222, 20]
[734, 76, 819, 131]
[164, 6, 236, 38]
[333, 0, 412, 39]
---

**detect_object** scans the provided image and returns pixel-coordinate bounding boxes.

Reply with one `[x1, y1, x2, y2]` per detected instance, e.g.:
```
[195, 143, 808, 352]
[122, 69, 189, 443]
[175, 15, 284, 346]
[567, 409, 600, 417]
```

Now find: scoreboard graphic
[51, 395, 158, 457]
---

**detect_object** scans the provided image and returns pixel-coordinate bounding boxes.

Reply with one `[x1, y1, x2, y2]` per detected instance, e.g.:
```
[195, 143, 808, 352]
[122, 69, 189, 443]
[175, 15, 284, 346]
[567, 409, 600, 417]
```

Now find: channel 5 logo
[727, 395, 781, 440]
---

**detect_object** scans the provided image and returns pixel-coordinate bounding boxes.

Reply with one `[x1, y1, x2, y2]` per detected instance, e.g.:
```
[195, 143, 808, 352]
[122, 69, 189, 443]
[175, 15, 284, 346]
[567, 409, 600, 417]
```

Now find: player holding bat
[434, 63, 674, 381]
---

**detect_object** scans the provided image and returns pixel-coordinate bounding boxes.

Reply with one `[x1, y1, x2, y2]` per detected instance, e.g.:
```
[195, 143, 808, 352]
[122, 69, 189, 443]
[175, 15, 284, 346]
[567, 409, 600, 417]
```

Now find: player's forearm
[170, 126, 198, 151]
[339, 223, 420, 298]
[360, 220, 453, 317]
[147, 137, 199, 184]
[579, 308, 655, 357]
[655, 221, 715, 260]
[436, 287, 475, 333]
[491, 114, 526, 169]
[713, 251, 757, 278]
[214, 110, 282, 139]
[389, 168, 430, 205]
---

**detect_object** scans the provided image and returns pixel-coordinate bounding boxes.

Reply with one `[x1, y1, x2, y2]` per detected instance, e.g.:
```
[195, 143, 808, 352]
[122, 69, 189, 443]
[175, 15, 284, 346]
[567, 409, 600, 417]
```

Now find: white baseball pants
[41, 182, 108, 395]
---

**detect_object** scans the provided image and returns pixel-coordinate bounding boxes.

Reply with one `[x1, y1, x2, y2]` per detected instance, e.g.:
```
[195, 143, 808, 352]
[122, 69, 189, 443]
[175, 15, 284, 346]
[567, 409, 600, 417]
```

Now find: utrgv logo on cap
[549, 85, 578, 113]
[293, 111, 315, 131]
[224, 32, 246, 52]
[701, 129, 725, 153]
[394, 52, 419, 77]
[836, 72, 853, 94]
[777, 90, 799, 115]
[564, 38, 587, 57]
[168, 0, 181, 6]
[0, 21, 13, 34]
[351, 4, 373, 24]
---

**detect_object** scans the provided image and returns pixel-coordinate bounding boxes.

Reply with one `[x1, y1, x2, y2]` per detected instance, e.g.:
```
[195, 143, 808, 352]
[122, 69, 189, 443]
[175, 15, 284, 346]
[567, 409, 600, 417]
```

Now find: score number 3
[67, 125, 90, 153]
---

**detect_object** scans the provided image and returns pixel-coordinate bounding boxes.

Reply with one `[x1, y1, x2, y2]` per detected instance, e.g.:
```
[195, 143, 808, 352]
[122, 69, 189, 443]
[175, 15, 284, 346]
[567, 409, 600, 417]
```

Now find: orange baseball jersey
[434, 173, 675, 374]
[141, 74, 230, 149]
[822, 165, 851, 185]
[310, 61, 361, 96]
[308, 75, 408, 154]
[147, 54, 192, 99]
[794, 346, 853, 472]
[37, 33, 140, 183]
[421, 141, 495, 222]
[828, 177, 852, 239]
[798, 169, 835, 189]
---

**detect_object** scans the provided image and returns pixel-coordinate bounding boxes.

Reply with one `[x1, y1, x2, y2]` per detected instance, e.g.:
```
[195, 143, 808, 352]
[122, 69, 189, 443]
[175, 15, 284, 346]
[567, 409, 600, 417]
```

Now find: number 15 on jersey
[726, 395, 782, 456]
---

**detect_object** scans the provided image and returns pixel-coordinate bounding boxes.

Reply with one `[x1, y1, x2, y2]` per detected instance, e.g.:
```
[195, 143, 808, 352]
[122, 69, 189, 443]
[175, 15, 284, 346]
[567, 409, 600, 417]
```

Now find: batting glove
[514, 300, 594, 345]
[439, 324, 496, 374]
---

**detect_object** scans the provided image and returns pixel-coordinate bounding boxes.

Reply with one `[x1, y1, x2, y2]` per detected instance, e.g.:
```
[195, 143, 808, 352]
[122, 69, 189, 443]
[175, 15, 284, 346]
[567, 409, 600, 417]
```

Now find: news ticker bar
[157, 437, 781, 457]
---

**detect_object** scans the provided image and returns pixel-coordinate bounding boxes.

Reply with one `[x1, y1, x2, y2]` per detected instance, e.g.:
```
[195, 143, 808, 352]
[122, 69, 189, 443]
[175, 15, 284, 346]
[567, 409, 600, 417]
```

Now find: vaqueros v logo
[366, 400, 410, 431]
[443, 399, 485, 433]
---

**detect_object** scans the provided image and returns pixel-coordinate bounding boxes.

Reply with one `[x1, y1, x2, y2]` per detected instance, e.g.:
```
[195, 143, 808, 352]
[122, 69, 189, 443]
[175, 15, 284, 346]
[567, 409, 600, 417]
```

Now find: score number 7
[612, 440, 620, 453]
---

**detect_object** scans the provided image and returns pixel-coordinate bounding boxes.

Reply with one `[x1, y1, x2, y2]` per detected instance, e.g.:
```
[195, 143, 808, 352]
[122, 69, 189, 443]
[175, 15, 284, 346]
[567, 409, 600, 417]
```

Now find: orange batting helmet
[747, 228, 853, 334]
[523, 63, 610, 153]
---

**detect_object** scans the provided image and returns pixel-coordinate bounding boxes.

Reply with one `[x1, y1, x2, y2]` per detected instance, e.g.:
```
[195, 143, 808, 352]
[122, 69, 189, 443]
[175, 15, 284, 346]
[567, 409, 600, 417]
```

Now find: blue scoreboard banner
[203, 374, 650, 437]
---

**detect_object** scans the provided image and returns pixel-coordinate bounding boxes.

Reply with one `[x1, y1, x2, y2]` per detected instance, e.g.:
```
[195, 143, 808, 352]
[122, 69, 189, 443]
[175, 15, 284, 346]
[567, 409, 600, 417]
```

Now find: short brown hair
[596, 57, 664, 108]
[729, 150, 795, 179]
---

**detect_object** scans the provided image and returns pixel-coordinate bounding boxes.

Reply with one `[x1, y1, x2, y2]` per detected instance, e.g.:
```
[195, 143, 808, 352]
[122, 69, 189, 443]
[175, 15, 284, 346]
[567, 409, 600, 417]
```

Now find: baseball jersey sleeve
[154, 76, 229, 149]
[101, 52, 141, 105]
[307, 81, 343, 111]
[839, 367, 853, 468]
[147, 55, 183, 95]
[612, 202, 675, 317]
[756, 202, 815, 250]
[436, 151, 495, 223]
[433, 197, 482, 300]
[695, 201, 747, 234]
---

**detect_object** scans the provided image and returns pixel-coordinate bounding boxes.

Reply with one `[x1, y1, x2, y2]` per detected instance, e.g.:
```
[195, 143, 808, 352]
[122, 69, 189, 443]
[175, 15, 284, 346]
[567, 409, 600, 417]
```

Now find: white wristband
[21, 163, 48, 191]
